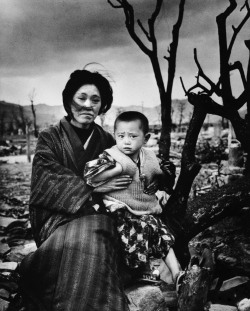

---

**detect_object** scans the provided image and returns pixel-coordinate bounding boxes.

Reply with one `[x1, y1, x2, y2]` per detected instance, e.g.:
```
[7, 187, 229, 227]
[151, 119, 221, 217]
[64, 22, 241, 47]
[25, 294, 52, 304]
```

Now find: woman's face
[70, 84, 102, 128]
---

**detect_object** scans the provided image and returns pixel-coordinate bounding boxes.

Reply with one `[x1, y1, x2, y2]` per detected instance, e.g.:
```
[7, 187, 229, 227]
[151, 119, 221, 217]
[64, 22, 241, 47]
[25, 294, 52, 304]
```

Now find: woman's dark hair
[114, 111, 149, 134]
[62, 69, 113, 117]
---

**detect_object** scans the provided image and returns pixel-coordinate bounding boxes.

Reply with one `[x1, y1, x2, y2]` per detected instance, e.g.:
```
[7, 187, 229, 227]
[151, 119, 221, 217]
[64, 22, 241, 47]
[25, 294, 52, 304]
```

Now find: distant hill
[0, 99, 246, 135]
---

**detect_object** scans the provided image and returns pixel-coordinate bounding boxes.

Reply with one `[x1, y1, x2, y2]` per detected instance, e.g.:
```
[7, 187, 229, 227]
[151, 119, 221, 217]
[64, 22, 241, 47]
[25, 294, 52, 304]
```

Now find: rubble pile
[0, 161, 250, 310]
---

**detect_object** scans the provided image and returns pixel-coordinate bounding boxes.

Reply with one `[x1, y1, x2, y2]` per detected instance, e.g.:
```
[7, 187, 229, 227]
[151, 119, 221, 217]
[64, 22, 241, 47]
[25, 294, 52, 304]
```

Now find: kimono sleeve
[30, 130, 93, 214]
[84, 151, 116, 187]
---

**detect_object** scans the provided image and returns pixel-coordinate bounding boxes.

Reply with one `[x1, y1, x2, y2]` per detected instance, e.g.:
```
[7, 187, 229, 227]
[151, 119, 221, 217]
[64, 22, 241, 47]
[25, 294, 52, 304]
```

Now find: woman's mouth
[79, 112, 93, 117]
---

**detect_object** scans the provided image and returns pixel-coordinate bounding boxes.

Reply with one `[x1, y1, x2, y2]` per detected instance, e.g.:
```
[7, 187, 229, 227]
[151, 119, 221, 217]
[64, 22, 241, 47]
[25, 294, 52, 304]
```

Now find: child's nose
[124, 137, 131, 144]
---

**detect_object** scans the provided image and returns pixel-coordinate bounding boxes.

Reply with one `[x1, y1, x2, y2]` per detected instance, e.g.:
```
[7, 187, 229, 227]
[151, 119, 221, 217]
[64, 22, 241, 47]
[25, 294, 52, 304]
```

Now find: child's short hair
[114, 111, 149, 134]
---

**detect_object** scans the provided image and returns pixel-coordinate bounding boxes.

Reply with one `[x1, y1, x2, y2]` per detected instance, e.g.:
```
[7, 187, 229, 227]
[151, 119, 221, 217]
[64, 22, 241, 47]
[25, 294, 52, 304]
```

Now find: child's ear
[144, 133, 151, 143]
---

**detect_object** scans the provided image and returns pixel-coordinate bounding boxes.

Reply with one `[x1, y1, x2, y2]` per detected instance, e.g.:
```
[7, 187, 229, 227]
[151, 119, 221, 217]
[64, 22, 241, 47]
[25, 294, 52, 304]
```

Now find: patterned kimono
[19, 117, 129, 311]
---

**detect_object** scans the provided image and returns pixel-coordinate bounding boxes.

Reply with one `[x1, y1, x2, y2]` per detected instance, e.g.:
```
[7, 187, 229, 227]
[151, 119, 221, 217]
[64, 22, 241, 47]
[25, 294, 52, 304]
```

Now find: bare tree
[109, 1, 250, 309]
[108, 0, 186, 159]
[168, 0, 250, 250]
[29, 88, 38, 138]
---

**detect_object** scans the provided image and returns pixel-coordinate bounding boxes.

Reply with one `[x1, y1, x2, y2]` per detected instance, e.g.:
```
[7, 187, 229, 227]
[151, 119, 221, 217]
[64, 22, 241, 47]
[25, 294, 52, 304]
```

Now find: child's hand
[143, 179, 159, 195]
[160, 160, 176, 178]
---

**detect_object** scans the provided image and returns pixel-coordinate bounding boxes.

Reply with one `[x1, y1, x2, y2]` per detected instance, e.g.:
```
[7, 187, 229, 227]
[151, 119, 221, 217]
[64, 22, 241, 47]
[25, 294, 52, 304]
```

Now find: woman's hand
[93, 175, 132, 193]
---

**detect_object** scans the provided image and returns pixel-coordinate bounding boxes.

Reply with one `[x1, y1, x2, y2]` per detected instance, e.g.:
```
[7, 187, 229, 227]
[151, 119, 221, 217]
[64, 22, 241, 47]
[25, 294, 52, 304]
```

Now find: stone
[125, 283, 176, 311]
[0, 298, 9, 311]
[209, 304, 236, 311]
[0, 244, 10, 258]
[0, 217, 27, 230]
[0, 289, 10, 300]
[126, 285, 160, 311]
[0, 262, 18, 271]
[220, 276, 249, 292]
[238, 298, 250, 311]
[138, 286, 167, 311]
[5, 242, 36, 263]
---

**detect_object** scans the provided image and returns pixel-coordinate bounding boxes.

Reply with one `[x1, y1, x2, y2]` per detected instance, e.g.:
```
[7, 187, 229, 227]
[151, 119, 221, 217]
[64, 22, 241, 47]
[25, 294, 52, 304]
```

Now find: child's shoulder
[141, 147, 159, 160]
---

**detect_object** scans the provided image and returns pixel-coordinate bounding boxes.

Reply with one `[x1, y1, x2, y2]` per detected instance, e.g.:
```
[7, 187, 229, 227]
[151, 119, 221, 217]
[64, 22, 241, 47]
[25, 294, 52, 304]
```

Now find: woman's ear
[144, 133, 151, 143]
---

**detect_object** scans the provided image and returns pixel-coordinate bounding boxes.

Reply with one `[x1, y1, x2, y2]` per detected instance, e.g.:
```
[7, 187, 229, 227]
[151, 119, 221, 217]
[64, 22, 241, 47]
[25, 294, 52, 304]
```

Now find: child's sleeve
[84, 151, 116, 187]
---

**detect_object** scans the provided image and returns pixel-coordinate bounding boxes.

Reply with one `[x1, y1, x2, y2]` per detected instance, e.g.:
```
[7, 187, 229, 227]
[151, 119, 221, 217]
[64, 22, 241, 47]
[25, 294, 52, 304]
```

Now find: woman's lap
[19, 214, 128, 311]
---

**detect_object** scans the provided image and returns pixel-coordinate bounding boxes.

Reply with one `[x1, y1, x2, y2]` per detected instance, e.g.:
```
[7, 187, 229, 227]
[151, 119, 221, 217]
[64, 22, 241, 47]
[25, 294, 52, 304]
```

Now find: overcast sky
[0, 0, 249, 108]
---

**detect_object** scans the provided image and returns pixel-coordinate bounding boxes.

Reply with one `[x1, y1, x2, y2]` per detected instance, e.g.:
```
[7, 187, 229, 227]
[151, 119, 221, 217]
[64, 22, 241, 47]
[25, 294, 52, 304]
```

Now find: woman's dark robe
[19, 117, 129, 311]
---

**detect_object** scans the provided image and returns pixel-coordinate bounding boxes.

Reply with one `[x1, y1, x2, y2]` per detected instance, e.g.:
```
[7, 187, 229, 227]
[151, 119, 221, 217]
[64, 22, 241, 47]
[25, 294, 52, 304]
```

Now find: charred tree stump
[177, 248, 214, 311]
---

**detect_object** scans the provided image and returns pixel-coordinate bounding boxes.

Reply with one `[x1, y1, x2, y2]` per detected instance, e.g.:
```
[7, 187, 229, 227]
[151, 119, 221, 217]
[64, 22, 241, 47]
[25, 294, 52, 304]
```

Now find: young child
[84, 111, 184, 289]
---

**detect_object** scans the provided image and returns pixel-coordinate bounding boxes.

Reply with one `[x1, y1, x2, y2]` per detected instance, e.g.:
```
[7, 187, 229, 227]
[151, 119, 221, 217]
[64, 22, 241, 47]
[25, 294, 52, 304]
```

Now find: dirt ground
[0, 161, 32, 200]
[0, 160, 33, 311]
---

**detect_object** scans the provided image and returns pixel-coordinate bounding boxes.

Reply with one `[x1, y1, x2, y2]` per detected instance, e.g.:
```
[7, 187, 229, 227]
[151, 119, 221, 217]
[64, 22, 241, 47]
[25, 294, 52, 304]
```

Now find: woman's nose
[83, 99, 92, 108]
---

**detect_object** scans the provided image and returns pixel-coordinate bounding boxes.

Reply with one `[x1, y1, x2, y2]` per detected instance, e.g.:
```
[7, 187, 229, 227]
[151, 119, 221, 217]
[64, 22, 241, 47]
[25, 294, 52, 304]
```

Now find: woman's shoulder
[94, 123, 115, 144]
[37, 119, 65, 143]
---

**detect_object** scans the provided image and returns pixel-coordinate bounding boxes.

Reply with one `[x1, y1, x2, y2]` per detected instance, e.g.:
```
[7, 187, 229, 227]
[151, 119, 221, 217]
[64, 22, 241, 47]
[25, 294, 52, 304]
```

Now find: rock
[125, 283, 177, 311]
[209, 304, 237, 311]
[220, 276, 249, 292]
[0, 289, 10, 300]
[0, 262, 18, 271]
[0, 217, 19, 229]
[126, 284, 161, 311]
[138, 286, 167, 311]
[0, 244, 10, 258]
[4, 242, 36, 263]
[0, 297, 9, 311]
[238, 298, 250, 311]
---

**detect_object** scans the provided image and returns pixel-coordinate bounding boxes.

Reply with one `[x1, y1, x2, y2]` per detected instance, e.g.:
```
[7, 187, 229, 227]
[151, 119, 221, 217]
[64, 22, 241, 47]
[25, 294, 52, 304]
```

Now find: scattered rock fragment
[238, 298, 250, 311]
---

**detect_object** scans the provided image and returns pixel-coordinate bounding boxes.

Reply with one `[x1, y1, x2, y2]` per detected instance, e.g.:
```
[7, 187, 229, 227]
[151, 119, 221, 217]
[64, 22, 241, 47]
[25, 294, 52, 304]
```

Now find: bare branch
[188, 93, 229, 118]
[28, 88, 36, 102]
[217, 0, 237, 21]
[216, 0, 237, 104]
[229, 60, 247, 88]
[148, 0, 163, 53]
[234, 90, 247, 110]
[228, 0, 250, 59]
[137, 19, 151, 41]
[120, 0, 152, 56]
[194, 49, 221, 96]
[107, 0, 122, 8]
[180, 77, 187, 95]
[187, 83, 210, 95]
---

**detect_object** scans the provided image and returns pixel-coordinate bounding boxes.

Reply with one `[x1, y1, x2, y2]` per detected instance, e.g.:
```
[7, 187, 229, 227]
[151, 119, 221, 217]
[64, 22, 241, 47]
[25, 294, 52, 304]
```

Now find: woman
[19, 69, 132, 311]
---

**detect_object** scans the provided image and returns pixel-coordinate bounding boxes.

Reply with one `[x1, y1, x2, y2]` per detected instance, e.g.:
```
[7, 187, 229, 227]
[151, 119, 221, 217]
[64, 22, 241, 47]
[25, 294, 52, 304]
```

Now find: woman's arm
[91, 162, 122, 183]
[30, 130, 93, 214]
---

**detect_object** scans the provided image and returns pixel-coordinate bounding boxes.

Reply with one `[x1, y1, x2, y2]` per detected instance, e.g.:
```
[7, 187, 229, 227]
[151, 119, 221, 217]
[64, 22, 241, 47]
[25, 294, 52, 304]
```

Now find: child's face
[114, 120, 149, 161]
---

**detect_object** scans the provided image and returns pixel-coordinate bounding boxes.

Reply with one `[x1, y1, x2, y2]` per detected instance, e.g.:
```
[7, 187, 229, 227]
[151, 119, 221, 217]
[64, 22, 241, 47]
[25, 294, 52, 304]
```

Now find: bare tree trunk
[26, 124, 31, 163]
[109, 0, 186, 159]
[29, 89, 38, 138]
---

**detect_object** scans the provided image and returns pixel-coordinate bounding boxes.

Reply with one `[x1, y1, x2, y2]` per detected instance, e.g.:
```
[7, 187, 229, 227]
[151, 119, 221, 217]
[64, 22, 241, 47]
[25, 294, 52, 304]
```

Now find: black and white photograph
[0, 1, 250, 310]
